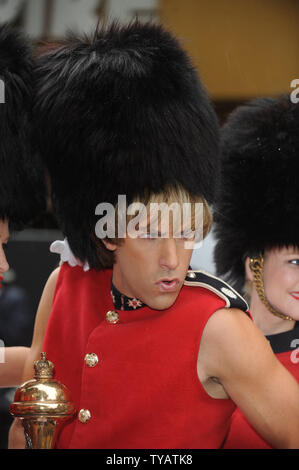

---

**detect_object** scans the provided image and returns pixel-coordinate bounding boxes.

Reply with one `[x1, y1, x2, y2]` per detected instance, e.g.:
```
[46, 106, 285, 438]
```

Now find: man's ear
[245, 256, 254, 282]
[102, 239, 118, 252]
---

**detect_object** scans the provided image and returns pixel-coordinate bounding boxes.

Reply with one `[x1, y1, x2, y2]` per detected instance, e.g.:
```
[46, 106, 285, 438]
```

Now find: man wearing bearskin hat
[214, 95, 299, 448]
[0, 24, 45, 389]
[9, 23, 299, 449]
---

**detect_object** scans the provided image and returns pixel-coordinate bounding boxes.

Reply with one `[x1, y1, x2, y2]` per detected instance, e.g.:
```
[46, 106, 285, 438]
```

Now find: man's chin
[146, 291, 180, 311]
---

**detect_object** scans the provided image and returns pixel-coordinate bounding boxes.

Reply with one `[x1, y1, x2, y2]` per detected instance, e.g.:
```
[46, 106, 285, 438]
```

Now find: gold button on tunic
[84, 353, 99, 367]
[106, 310, 119, 324]
[78, 409, 91, 423]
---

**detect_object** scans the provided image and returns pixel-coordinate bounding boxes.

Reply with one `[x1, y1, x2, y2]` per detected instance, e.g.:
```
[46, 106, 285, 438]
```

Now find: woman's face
[262, 246, 299, 321]
[0, 219, 9, 285]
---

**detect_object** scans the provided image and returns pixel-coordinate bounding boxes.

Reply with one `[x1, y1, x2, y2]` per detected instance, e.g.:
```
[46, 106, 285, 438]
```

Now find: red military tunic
[43, 263, 249, 449]
[223, 325, 299, 449]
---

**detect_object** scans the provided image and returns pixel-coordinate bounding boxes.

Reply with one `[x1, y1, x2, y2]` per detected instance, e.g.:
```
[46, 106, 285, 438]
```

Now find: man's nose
[159, 238, 179, 271]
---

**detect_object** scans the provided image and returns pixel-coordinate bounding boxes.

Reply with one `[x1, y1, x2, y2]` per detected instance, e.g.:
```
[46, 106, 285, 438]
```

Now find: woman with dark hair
[214, 95, 299, 448]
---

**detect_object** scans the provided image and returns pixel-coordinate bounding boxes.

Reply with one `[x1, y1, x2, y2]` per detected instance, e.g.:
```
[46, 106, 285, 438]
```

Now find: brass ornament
[249, 255, 293, 321]
[187, 271, 196, 279]
[10, 352, 76, 449]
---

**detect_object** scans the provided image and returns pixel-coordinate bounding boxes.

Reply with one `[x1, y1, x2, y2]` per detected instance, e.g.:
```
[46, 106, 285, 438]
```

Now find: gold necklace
[249, 255, 293, 321]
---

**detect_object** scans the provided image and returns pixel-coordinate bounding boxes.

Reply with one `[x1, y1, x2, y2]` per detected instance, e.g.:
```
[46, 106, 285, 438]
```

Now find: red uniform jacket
[43, 263, 249, 449]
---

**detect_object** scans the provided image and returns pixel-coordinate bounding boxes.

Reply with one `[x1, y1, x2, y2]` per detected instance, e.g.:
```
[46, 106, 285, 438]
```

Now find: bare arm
[199, 308, 299, 449]
[8, 267, 60, 448]
[21, 267, 60, 381]
[0, 347, 29, 388]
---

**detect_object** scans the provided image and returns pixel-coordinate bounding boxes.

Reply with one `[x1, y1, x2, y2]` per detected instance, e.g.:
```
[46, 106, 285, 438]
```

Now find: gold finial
[10, 351, 76, 449]
[34, 352, 54, 379]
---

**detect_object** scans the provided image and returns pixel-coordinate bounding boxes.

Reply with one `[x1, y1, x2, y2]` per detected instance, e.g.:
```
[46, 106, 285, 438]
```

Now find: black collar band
[110, 279, 146, 311]
[266, 321, 299, 354]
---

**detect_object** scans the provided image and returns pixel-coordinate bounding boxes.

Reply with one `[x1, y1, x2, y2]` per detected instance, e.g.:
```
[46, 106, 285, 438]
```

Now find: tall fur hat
[0, 24, 45, 230]
[34, 21, 220, 269]
[213, 95, 299, 293]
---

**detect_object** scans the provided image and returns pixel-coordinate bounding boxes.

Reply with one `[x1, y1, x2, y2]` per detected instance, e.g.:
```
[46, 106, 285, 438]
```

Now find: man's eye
[175, 231, 194, 240]
[289, 259, 299, 266]
[139, 233, 159, 239]
[184, 232, 195, 240]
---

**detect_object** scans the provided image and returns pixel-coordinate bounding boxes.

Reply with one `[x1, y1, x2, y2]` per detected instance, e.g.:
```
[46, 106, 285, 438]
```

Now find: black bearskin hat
[34, 21, 220, 269]
[214, 95, 299, 294]
[0, 24, 45, 230]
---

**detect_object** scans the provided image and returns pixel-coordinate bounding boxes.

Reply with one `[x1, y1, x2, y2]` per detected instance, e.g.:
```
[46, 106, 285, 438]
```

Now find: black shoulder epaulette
[184, 270, 249, 312]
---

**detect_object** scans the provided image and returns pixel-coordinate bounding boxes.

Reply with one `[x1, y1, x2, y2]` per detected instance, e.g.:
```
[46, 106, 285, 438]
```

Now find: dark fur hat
[0, 24, 45, 230]
[34, 21, 220, 269]
[214, 95, 299, 293]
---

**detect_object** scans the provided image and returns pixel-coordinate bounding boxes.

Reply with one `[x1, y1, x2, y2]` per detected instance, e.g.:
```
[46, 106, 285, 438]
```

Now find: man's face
[106, 226, 194, 310]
